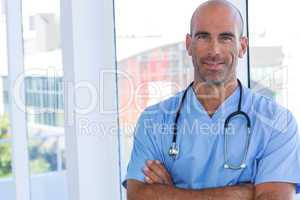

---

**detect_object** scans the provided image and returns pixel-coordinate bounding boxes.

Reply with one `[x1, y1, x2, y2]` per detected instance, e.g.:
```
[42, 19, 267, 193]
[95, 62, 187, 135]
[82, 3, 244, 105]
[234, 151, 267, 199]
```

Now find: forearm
[255, 190, 294, 200]
[129, 183, 254, 200]
[254, 183, 296, 200]
[255, 193, 282, 200]
[255, 193, 289, 200]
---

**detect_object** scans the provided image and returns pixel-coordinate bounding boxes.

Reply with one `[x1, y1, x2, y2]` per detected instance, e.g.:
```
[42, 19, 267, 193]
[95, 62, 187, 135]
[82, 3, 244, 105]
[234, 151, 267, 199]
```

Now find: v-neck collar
[187, 84, 241, 122]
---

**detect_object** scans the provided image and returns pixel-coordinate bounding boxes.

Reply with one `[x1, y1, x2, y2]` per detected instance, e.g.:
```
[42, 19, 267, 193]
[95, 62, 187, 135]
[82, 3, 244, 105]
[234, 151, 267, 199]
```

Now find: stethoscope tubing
[168, 79, 252, 170]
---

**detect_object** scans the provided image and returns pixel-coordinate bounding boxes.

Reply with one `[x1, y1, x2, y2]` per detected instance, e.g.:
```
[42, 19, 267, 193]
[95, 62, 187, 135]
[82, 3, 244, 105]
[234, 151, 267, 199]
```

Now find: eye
[220, 35, 233, 42]
[196, 34, 209, 40]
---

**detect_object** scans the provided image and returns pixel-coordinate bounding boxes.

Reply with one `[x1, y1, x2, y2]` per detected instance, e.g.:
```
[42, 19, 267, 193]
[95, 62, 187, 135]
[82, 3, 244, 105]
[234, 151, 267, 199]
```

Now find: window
[249, 1, 300, 120]
[21, 0, 67, 199]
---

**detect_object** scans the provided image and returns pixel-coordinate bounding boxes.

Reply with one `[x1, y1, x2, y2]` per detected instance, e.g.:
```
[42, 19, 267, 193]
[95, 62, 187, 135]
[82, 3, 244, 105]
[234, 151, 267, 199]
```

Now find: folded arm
[127, 160, 254, 200]
[127, 179, 253, 200]
[254, 182, 296, 200]
[127, 160, 296, 200]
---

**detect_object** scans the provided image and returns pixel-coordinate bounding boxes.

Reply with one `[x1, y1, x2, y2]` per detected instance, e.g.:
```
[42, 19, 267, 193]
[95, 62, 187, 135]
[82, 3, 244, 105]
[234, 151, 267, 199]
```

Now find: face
[186, 5, 248, 85]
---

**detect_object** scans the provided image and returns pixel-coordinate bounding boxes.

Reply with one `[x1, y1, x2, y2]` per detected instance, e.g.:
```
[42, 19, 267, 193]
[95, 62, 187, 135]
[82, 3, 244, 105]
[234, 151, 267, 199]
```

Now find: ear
[238, 36, 248, 58]
[186, 33, 192, 56]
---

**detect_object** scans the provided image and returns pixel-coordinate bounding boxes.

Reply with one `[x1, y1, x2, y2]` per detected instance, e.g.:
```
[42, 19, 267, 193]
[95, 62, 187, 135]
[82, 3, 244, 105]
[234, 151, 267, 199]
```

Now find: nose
[208, 39, 221, 56]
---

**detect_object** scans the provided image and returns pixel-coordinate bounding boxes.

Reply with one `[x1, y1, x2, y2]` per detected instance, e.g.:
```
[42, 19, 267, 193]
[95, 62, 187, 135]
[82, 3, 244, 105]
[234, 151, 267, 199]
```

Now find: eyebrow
[219, 32, 236, 38]
[193, 31, 210, 38]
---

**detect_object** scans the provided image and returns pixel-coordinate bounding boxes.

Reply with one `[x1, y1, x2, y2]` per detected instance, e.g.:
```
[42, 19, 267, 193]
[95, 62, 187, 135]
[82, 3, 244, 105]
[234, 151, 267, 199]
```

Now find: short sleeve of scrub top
[255, 107, 300, 192]
[122, 106, 164, 188]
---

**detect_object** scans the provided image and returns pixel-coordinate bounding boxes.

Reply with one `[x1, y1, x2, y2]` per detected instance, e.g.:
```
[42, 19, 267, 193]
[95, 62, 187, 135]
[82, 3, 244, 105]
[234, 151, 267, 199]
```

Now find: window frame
[6, 0, 31, 199]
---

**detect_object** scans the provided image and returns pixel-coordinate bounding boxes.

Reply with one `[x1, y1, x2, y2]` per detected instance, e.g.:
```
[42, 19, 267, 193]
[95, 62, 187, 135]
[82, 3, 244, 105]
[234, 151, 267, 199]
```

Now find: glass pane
[21, 0, 67, 199]
[115, 0, 193, 179]
[248, 1, 299, 108]
[115, 0, 246, 197]
[249, 1, 300, 199]
[0, 0, 16, 199]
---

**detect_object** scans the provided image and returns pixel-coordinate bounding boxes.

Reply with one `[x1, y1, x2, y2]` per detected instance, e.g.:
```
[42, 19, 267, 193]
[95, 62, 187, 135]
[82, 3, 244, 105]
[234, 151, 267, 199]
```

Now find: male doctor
[123, 0, 300, 199]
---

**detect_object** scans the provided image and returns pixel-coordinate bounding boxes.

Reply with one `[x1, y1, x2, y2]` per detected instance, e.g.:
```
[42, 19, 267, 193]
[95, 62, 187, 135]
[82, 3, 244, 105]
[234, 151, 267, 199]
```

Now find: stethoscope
[168, 79, 252, 170]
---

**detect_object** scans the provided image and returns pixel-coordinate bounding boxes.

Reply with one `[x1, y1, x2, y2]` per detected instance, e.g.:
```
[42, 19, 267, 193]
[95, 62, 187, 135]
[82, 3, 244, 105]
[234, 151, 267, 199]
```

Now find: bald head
[190, 0, 244, 37]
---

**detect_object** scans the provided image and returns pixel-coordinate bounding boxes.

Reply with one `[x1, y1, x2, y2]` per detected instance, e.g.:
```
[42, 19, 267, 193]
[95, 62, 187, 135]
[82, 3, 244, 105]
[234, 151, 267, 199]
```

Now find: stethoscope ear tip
[240, 163, 247, 169]
[224, 164, 230, 169]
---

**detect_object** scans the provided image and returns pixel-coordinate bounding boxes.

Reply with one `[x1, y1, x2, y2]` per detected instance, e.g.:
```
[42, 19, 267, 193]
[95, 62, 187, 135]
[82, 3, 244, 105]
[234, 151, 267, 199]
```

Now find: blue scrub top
[123, 83, 300, 192]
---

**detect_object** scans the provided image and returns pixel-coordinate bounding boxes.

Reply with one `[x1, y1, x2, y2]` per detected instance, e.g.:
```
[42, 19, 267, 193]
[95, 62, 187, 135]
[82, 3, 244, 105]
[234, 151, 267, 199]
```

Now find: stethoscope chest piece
[168, 142, 179, 160]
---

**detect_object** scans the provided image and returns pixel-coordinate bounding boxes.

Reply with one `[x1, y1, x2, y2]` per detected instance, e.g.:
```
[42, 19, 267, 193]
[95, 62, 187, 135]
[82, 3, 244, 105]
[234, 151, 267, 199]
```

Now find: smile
[203, 62, 225, 70]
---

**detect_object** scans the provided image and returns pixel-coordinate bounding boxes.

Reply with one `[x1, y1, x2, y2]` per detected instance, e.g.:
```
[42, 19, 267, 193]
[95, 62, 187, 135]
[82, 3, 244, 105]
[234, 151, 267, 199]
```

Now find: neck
[192, 79, 238, 117]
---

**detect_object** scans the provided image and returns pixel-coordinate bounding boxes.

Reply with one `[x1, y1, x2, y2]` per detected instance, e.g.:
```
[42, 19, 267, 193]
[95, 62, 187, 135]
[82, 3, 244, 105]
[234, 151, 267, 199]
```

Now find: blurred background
[0, 0, 299, 199]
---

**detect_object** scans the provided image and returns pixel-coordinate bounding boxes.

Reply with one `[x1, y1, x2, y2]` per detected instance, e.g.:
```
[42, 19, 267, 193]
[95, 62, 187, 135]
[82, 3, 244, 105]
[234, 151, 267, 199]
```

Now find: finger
[143, 166, 163, 184]
[147, 160, 171, 184]
[144, 176, 154, 184]
[154, 161, 173, 184]
[147, 160, 166, 179]
[155, 160, 171, 177]
[154, 161, 173, 185]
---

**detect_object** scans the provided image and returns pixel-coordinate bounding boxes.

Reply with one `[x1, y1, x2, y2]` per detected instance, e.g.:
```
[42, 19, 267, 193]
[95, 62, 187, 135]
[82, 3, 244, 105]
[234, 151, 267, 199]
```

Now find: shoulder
[244, 87, 297, 134]
[139, 90, 184, 120]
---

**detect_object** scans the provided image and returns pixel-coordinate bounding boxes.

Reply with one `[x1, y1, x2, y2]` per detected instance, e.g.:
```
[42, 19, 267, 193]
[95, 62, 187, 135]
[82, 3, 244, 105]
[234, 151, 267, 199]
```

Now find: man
[123, 0, 300, 199]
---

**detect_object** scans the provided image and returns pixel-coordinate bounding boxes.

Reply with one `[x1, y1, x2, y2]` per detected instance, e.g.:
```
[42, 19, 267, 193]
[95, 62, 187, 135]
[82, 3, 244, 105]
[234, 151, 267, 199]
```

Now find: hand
[143, 160, 174, 186]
